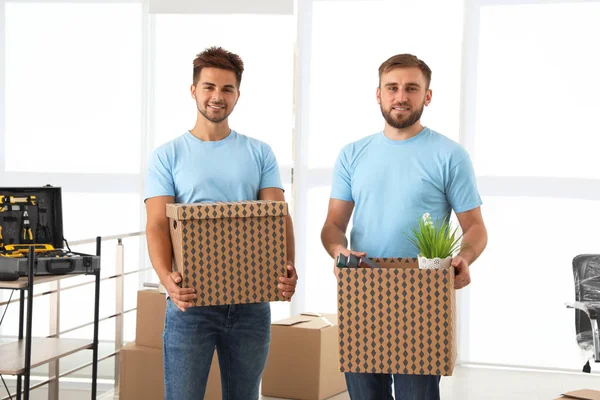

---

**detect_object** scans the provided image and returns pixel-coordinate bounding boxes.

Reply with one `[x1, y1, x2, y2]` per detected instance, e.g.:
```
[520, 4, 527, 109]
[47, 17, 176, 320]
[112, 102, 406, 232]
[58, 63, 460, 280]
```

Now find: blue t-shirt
[144, 130, 283, 203]
[331, 127, 482, 258]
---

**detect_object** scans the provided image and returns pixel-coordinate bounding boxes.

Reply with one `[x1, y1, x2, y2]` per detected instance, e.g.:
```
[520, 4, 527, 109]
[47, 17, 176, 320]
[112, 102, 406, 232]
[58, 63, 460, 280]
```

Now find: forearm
[285, 215, 295, 264]
[146, 224, 174, 284]
[458, 223, 488, 266]
[321, 222, 348, 259]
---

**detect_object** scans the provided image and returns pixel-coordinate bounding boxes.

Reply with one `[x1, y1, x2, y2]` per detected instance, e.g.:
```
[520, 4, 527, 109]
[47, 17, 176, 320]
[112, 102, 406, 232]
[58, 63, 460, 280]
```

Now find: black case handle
[47, 258, 76, 274]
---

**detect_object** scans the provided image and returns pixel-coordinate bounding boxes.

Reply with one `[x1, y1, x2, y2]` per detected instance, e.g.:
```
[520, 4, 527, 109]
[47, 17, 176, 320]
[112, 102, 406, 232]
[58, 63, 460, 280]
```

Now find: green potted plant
[406, 213, 462, 269]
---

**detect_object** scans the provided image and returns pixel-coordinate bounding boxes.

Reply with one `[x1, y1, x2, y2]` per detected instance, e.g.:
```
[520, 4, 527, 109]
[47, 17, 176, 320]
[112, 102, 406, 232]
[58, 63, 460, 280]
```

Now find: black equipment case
[0, 186, 100, 278]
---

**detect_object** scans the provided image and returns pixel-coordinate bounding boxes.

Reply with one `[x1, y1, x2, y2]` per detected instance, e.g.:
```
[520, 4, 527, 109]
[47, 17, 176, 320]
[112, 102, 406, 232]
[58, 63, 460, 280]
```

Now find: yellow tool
[0, 195, 37, 212]
[4, 244, 54, 253]
[22, 211, 33, 242]
[1, 195, 37, 205]
[10, 196, 36, 205]
[1, 244, 55, 258]
[0, 252, 24, 258]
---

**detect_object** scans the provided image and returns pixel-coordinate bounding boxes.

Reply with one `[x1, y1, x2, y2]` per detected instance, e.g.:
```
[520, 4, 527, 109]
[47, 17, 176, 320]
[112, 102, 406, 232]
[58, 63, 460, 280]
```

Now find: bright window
[5, 3, 143, 174]
[466, 1, 600, 370]
[467, 196, 599, 368]
[474, 3, 600, 179]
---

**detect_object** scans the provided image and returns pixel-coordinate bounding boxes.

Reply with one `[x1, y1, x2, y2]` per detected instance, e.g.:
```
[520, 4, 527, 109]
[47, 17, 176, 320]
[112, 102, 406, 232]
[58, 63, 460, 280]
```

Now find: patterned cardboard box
[166, 201, 288, 306]
[337, 258, 456, 376]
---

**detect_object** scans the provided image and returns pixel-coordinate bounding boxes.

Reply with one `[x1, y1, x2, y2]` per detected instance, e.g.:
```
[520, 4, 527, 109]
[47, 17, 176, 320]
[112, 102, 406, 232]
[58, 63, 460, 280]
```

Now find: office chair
[566, 254, 600, 373]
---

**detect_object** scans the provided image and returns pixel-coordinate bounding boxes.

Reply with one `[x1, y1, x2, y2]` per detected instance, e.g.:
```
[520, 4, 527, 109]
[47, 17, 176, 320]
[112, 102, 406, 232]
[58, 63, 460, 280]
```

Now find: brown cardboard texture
[337, 258, 457, 376]
[261, 313, 347, 400]
[119, 343, 162, 400]
[167, 201, 288, 306]
[555, 389, 600, 400]
[135, 289, 166, 349]
[119, 343, 221, 400]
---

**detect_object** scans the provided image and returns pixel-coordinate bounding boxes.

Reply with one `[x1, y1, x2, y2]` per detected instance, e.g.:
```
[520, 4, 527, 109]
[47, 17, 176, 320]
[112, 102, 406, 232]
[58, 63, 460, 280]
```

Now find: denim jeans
[163, 298, 271, 400]
[345, 372, 441, 400]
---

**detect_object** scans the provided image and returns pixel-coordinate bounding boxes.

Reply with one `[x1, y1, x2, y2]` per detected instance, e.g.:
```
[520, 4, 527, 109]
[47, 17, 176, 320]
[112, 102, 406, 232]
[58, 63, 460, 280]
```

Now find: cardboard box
[337, 258, 456, 376]
[119, 343, 163, 400]
[136, 289, 166, 349]
[119, 343, 221, 400]
[555, 389, 600, 400]
[167, 200, 288, 306]
[261, 313, 348, 400]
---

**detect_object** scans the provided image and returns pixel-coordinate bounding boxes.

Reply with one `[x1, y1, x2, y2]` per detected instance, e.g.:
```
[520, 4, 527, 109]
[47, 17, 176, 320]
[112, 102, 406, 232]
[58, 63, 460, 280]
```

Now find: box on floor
[555, 389, 600, 400]
[262, 312, 347, 400]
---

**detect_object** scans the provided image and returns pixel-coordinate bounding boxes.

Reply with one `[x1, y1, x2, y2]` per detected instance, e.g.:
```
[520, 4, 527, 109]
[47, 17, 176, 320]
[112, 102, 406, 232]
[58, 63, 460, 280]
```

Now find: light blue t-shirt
[144, 130, 283, 203]
[331, 127, 482, 258]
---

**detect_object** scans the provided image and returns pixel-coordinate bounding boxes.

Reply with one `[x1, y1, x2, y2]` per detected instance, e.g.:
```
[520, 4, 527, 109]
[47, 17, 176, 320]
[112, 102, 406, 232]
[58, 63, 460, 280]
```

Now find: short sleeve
[446, 154, 482, 213]
[331, 147, 353, 202]
[259, 144, 284, 191]
[144, 149, 175, 201]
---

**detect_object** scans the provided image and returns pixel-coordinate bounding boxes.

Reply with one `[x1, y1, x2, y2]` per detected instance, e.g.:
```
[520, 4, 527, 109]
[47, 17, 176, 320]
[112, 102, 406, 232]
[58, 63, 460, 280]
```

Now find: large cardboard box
[337, 258, 456, 376]
[119, 343, 221, 400]
[261, 313, 348, 400]
[167, 200, 288, 306]
[136, 289, 167, 349]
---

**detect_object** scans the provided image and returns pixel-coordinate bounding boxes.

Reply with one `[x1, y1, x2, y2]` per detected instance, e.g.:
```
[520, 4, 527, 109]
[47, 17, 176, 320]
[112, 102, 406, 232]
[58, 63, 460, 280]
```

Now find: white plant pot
[418, 255, 452, 270]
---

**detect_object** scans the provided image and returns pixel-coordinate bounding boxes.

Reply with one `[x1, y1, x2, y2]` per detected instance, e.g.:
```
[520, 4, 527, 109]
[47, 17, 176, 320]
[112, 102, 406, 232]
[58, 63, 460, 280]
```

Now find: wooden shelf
[0, 274, 85, 290]
[0, 338, 93, 375]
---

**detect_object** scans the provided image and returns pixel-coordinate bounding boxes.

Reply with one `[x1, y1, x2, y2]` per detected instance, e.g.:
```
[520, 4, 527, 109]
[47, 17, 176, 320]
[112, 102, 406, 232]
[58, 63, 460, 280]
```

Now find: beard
[380, 102, 424, 130]
[197, 102, 231, 124]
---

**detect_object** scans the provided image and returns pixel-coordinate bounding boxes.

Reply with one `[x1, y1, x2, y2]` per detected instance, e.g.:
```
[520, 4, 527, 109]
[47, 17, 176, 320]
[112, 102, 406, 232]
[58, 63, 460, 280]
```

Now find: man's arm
[321, 198, 365, 277]
[451, 206, 488, 289]
[145, 196, 174, 284]
[258, 188, 297, 300]
[321, 199, 353, 258]
[145, 196, 196, 311]
[456, 206, 487, 265]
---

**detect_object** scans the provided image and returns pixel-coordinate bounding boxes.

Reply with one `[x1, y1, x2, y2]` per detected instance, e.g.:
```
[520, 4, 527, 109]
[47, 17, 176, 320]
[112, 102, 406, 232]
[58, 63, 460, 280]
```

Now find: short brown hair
[378, 54, 432, 88]
[192, 46, 244, 87]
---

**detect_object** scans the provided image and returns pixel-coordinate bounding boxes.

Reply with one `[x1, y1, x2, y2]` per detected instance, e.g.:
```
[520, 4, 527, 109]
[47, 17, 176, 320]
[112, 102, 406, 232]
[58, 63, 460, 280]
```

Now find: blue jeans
[345, 372, 441, 400]
[163, 298, 271, 400]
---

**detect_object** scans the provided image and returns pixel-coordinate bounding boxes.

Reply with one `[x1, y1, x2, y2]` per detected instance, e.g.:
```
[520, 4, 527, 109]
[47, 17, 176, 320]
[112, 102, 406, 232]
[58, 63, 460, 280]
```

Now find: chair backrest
[573, 254, 600, 344]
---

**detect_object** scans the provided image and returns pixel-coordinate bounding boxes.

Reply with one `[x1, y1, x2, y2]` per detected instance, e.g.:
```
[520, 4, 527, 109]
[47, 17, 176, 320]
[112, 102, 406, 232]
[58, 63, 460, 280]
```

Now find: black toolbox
[0, 186, 100, 277]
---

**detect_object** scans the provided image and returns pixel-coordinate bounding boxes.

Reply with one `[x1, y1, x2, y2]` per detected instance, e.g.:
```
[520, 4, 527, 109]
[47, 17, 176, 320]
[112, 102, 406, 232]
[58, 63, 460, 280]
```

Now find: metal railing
[0, 231, 148, 400]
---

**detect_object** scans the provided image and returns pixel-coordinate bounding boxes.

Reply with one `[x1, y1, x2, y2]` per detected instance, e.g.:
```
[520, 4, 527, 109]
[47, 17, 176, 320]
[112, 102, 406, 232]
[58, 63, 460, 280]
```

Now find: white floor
[8, 365, 600, 399]
[437, 364, 600, 400]
[261, 365, 600, 400]
[261, 365, 600, 399]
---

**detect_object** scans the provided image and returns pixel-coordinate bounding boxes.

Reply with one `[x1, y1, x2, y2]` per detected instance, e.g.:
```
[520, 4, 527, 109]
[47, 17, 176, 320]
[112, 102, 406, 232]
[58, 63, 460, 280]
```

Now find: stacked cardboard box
[167, 201, 289, 306]
[337, 258, 457, 376]
[119, 289, 221, 399]
[262, 313, 348, 400]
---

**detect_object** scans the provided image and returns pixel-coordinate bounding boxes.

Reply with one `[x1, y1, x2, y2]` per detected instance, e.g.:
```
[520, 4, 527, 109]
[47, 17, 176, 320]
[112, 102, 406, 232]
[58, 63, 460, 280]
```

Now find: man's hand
[451, 255, 471, 289]
[334, 245, 366, 278]
[164, 271, 196, 312]
[278, 262, 298, 301]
